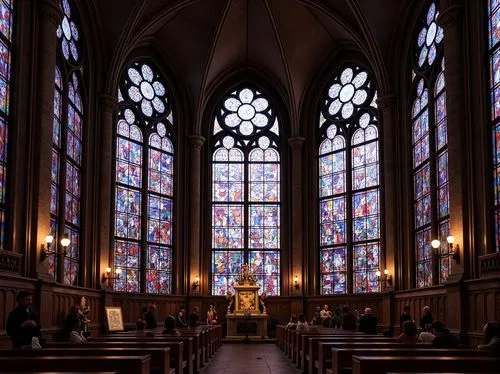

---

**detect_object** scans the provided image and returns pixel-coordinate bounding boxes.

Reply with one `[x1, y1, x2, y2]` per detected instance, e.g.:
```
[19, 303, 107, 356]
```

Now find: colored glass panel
[248, 204, 280, 249]
[249, 251, 280, 295]
[320, 247, 346, 294]
[320, 197, 346, 246]
[114, 240, 140, 293]
[63, 226, 79, 286]
[212, 250, 243, 295]
[50, 150, 59, 215]
[416, 228, 432, 287]
[64, 161, 80, 226]
[48, 219, 58, 279]
[146, 245, 172, 294]
[115, 186, 141, 240]
[353, 243, 380, 293]
[147, 195, 172, 245]
[0, 1, 12, 42]
[148, 142, 173, 196]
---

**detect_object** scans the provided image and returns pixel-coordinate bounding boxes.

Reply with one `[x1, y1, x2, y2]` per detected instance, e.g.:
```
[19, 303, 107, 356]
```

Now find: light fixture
[192, 275, 200, 290]
[375, 269, 393, 287]
[446, 235, 460, 262]
[40, 234, 54, 261]
[103, 266, 122, 284]
[293, 275, 300, 289]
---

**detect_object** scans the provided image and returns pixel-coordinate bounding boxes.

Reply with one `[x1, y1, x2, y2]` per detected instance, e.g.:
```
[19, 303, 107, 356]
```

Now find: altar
[225, 263, 268, 340]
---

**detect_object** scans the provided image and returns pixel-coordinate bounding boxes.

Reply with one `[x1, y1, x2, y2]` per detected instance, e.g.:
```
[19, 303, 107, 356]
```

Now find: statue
[237, 263, 258, 286]
[259, 292, 267, 314]
[226, 291, 234, 314]
[77, 296, 91, 334]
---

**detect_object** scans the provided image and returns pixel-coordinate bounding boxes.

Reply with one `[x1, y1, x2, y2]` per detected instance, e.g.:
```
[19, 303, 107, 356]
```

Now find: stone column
[437, 2, 470, 280]
[376, 95, 398, 290]
[288, 137, 305, 295]
[187, 135, 204, 295]
[97, 94, 117, 287]
[31, 0, 62, 280]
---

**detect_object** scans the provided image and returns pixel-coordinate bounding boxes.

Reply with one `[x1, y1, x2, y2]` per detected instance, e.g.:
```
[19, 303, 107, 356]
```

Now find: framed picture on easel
[104, 306, 124, 332]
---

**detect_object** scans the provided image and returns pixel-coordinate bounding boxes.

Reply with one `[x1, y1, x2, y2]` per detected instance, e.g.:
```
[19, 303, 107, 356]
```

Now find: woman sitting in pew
[418, 323, 435, 343]
[68, 319, 87, 343]
[296, 313, 309, 332]
[163, 315, 180, 336]
[430, 320, 459, 348]
[397, 320, 418, 344]
[478, 321, 500, 354]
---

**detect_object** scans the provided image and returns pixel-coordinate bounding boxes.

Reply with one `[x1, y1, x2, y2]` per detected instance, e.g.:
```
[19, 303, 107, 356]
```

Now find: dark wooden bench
[0, 355, 150, 374]
[0, 372, 117, 374]
[47, 341, 183, 374]
[0, 348, 172, 374]
[351, 356, 500, 374]
[306, 336, 395, 373]
[89, 335, 193, 374]
[328, 348, 495, 374]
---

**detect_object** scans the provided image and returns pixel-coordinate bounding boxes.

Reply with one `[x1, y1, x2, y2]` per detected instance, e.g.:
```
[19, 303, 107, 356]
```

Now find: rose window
[125, 63, 168, 118]
[415, 2, 444, 69]
[218, 88, 274, 137]
[56, 0, 81, 63]
[324, 67, 371, 121]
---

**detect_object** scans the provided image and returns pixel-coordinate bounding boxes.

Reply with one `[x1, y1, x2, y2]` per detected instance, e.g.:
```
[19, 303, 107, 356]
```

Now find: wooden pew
[351, 356, 500, 374]
[299, 333, 371, 370]
[316, 343, 415, 374]
[0, 372, 117, 374]
[0, 355, 151, 374]
[0, 348, 172, 374]
[89, 335, 193, 374]
[328, 348, 495, 374]
[307, 336, 395, 374]
[47, 341, 183, 374]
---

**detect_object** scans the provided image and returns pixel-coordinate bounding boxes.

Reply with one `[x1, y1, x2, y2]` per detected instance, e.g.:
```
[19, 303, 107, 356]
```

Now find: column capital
[288, 136, 305, 150]
[99, 94, 118, 111]
[376, 94, 396, 112]
[437, 4, 463, 29]
[188, 134, 205, 149]
[37, 0, 63, 27]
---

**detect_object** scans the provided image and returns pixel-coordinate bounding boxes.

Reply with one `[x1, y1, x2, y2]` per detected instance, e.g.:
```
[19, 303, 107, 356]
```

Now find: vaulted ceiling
[89, 0, 414, 131]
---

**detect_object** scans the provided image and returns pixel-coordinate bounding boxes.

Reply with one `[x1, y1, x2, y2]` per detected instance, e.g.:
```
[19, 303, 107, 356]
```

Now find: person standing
[175, 308, 188, 328]
[6, 291, 42, 348]
[189, 306, 200, 327]
[342, 305, 356, 331]
[419, 306, 433, 331]
[400, 305, 412, 328]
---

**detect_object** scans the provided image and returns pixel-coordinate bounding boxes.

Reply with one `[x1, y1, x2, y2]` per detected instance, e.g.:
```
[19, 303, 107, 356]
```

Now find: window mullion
[345, 131, 353, 294]
[140, 130, 149, 293]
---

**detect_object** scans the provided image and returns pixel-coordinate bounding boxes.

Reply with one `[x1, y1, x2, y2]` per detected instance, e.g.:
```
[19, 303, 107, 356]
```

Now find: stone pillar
[187, 135, 205, 295]
[437, 2, 470, 280]
[288, 137, 305, 295]
[31, 0, 62, 280]
[376, 95, 399, 289]
[97, 94, 117, 287]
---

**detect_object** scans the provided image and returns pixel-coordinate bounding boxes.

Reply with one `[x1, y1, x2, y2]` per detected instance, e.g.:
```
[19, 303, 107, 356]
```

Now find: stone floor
[201, 343, 302, 374]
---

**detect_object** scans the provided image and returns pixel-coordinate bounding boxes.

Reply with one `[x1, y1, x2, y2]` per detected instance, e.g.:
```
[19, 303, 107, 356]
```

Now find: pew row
[351, 356, 500, 374]
[0, 355, 151, 374]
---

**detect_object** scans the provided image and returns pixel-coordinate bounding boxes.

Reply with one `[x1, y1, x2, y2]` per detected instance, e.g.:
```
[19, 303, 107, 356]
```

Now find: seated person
[312, 306, 321, 325]
[69, 319, 87, 343]
[176, 308, 188, 328]
[189, 306, 200, 327]
[418, 323, 435, 343]
[397, 320, 418, 344]
[431, 321, 459, 348]
[358, 307, 377, 335]
[144, 303, 157, 329]
[320, 304, 332, 321]
[341, 305, 356, 331]
[65, 304, 83, 340]
[163, 315, 180, 336]
[400, 305, 412, 329]
[285, 314, 297, 330]
[477, 321, 500, 354]
[6, 291, 42, 349]
[207, 303, 218, 325]
[296, 313, 309, 333]
[419, 306, 433, 332]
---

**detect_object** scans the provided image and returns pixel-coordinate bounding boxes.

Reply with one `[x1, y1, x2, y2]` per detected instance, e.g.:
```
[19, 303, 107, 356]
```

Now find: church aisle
[200, 343, 302, 374]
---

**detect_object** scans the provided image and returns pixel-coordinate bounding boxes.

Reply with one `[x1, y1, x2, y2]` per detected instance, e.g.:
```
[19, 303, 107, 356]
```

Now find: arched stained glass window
[488, 1, 500, 251]
[50, 0, 84, 284]
[211, 86, 281, 296]
[319, 65, 381, 294]
[411, 1, 449, 287]
[114, 61, 174, 294]
[0, 0, 15, 250]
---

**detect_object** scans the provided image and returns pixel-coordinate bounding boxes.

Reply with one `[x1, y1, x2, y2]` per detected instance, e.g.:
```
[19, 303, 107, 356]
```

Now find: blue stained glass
[320, 247, 346, 294]
[147, 195, 173, 245]
[146, 245, 172, 294]
[212, 251, 243, 295]
[249, 251, 280, 295]
[114, 240, 140, 293]
[115, 186, 141, 239]
[353, 242, 380, 293]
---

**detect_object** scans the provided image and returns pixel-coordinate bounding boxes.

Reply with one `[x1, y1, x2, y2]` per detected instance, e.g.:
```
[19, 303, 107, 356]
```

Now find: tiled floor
[201, 343, 302, 374]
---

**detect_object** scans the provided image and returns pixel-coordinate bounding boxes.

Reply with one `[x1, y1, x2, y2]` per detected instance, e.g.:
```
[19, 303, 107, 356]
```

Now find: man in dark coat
[358, 307, 378, 335]
[144, 303, 157, 329]
[6, 291, 42, 348]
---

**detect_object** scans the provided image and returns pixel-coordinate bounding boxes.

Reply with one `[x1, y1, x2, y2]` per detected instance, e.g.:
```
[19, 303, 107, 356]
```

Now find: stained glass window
[50, 0, 83, 284]
[412, 1, 449, 287]
[211, 87, 281, 296]
[489, 0, 500, 251]
[319, 65, 381, 294]
[0, 0, 13, 250]
[114, 61, 174, 294]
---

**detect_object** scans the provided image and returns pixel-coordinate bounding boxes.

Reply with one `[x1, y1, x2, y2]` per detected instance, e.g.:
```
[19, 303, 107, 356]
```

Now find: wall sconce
[40, 233, 70, 262]
[375, 269, 393, 287]
[103, 266, 122, 283]
[192, 275, 200, 290]
[446, 236, 460, 263]
[40, 235, 54, 261]
[431, 237, 460, 263]
[293, 275, 300, 289]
